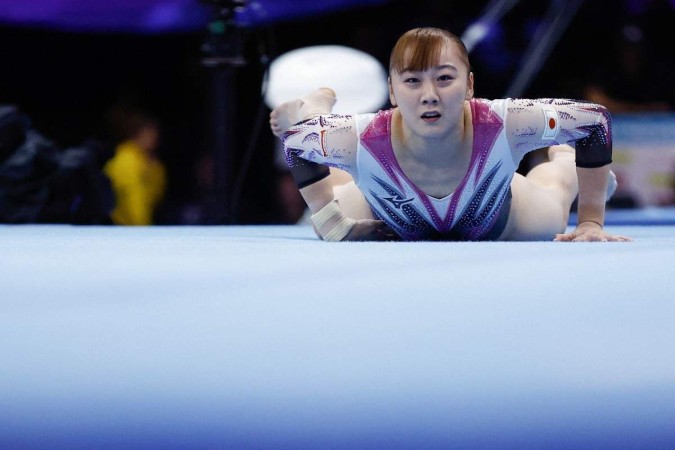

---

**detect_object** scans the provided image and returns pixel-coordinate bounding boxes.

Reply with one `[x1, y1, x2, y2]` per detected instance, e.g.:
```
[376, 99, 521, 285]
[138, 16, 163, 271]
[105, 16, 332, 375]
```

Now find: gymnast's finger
[553, 232, 575, 242]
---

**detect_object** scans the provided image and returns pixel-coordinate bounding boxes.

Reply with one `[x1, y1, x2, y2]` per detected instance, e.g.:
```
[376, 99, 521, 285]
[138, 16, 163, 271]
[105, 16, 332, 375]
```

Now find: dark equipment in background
[200, 0, 248, 224]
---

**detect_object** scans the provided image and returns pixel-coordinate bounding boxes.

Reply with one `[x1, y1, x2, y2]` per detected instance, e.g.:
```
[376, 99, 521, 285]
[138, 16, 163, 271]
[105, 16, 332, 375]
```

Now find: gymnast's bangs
[389, 28, 469, 74]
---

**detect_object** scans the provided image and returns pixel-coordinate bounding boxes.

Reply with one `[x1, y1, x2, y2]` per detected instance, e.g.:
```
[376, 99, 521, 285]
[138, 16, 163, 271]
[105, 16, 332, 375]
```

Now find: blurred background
[1, 0, 674, 226]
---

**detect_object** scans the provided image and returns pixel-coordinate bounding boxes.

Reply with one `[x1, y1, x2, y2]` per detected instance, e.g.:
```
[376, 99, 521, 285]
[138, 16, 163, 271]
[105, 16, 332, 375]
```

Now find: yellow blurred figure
[104, 111, 166, 225]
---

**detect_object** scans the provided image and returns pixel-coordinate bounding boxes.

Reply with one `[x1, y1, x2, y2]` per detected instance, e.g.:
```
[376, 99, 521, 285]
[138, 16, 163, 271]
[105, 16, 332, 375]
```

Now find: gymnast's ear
[388, 77, 397, 107]
[465, 72, 474, 100]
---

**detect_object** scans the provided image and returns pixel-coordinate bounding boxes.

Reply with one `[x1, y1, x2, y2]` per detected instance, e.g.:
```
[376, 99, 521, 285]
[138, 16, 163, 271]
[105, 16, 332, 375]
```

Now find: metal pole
[505, 0, 585, 98]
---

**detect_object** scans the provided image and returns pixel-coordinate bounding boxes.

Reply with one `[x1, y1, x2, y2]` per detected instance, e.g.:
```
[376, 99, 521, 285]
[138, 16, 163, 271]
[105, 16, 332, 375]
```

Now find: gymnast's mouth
[421, 111, 441, 121]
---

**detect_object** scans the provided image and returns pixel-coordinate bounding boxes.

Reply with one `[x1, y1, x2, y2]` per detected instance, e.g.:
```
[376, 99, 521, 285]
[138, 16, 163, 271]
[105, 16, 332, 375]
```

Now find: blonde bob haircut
[389, 27, 470, 75]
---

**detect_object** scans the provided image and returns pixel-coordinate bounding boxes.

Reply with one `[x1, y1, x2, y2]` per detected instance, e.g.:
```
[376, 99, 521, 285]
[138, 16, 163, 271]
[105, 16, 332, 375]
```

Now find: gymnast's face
[389, 41, 474, 140]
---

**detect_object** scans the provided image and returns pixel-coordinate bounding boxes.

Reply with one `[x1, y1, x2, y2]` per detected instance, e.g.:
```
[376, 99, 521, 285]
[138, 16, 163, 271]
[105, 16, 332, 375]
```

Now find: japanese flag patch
[541, 106, 560, 140]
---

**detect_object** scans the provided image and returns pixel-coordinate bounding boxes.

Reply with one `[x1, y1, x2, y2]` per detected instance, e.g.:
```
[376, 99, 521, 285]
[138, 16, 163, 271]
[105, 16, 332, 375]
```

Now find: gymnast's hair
[389, 27, 471, 74]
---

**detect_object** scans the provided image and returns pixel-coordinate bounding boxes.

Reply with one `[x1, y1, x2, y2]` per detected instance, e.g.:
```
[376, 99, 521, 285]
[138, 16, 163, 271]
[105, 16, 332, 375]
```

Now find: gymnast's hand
[553, 221, 632, 242]
[343, 219, 398, 241]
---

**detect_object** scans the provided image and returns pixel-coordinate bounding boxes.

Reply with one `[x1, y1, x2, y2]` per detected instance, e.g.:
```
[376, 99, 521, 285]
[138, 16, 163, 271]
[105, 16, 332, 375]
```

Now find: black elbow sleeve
[286, 149, 330, 188]
[575, 107, 613, 168]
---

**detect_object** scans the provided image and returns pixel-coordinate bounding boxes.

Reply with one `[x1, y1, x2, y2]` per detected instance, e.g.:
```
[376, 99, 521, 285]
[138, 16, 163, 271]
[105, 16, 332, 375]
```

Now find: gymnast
[270, 27, 632, 242]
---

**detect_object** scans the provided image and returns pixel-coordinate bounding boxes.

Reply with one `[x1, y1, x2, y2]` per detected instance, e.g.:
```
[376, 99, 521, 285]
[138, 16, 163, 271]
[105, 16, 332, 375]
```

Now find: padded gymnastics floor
[2, 212, 675, 449]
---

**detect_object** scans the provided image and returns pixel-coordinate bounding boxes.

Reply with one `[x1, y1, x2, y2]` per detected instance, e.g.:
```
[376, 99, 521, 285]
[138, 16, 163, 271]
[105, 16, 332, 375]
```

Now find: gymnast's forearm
[298, 173, 336, 213]
[572, 104, 612, 228]
[576, 165, 609, 228]
[299, 173, 357, 241]
[283, 155, 355, 241]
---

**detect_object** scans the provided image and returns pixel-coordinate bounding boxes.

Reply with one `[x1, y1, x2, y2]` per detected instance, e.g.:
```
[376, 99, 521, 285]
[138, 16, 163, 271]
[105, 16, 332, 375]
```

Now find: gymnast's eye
[438, 74, 454, 82]
[404, 77, 420, 84]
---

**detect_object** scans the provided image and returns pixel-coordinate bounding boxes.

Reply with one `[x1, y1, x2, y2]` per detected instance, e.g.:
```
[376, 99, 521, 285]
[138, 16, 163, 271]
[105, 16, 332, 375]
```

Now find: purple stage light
[0, 0, 389, 33]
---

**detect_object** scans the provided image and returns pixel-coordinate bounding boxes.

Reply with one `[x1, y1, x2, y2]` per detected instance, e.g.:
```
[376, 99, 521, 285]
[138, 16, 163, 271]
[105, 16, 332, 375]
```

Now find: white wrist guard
[311, 200, 356, 242]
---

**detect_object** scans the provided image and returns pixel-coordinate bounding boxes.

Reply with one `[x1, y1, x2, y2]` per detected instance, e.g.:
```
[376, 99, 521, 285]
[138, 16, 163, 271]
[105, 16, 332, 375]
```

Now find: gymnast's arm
[504, 98, 625, 241]
[282, 115, 393, 241]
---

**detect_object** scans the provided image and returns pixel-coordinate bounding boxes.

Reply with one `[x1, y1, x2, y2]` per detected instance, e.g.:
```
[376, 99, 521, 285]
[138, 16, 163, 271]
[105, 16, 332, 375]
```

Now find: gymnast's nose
[421, 81, 439, 105]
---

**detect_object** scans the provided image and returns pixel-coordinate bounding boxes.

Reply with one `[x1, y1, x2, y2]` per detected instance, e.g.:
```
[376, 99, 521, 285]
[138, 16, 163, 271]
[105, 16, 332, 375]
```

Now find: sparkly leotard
[283, 98, 611, 241]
